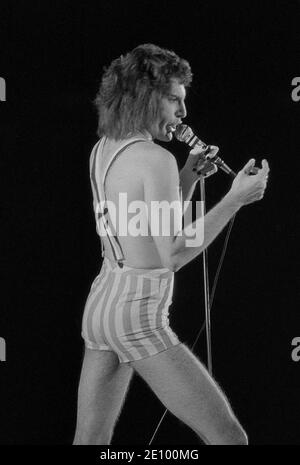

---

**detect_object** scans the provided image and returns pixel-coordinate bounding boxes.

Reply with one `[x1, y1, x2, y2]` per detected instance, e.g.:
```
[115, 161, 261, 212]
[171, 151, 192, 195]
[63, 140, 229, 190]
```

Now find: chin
[155, 130, 173, 142]
[155, 135, 168, 142]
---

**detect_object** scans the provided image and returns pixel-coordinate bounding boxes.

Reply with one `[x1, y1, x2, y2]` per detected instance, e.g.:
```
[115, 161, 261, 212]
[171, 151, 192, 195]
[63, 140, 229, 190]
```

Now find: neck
[126, 129, 153, 141]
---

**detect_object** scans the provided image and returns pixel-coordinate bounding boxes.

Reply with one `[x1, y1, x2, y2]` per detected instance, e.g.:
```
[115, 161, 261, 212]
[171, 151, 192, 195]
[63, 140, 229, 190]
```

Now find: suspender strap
[90, 140, 123, 263]
[90, 137, 149, 267]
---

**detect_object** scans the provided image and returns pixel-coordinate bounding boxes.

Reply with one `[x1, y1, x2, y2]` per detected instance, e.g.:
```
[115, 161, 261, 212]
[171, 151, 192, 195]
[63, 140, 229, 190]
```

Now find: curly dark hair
[93, 44, 193, 140]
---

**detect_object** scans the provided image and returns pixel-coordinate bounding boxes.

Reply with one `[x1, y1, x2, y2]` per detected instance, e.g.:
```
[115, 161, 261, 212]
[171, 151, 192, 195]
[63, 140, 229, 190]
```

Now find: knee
[229, 422, 248, 445]
[217, 418, 248, 445]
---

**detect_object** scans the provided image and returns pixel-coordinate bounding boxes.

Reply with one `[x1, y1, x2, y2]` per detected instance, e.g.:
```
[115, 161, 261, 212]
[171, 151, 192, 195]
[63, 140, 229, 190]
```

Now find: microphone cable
[147, 212, 237, 445]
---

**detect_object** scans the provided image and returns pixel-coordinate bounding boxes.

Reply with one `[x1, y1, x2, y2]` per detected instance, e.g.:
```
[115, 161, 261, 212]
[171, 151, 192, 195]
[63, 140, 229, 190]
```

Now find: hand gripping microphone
[174, 124, 237, 178]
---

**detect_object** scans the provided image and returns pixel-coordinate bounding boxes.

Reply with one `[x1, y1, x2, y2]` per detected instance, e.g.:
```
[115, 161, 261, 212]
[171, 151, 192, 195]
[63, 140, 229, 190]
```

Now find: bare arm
[179, 145, 219, 203]
[179, 167, 198, 202]
[141, 144, 269, 272]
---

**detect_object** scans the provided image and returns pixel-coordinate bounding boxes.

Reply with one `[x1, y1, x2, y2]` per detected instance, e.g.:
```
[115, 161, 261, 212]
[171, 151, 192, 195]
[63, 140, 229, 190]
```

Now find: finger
[249, 167, 259, 175]
[193, 160, 205, 172]
[205, 165, 218, 177]
[242, 158, 256, 174]
[256, 160, 270, 180]
[190, 146, 208, 157]
[261, 159, 270, 174]
[196, 158, 206, 167]
[206, 145, 219, 158]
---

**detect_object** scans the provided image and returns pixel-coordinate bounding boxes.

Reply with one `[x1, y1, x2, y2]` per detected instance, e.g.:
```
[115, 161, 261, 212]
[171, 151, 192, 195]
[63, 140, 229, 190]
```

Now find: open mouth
[166, 122, 181, 133]
[167, 127, 176, 133]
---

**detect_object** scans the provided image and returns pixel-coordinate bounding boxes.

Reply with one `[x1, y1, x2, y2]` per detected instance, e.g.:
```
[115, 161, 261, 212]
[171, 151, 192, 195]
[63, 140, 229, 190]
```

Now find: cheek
[158, 100, 172, 119]
[159, 108, 171, 124]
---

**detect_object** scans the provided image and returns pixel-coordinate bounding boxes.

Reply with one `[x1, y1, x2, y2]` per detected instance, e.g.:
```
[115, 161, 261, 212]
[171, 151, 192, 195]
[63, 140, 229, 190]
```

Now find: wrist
[222, 191, 243, 212]
[180, 166, 199, 186]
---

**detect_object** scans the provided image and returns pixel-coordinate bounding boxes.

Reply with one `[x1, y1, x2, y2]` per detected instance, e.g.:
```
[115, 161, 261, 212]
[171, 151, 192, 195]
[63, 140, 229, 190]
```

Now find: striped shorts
[81, 257, 181, 363]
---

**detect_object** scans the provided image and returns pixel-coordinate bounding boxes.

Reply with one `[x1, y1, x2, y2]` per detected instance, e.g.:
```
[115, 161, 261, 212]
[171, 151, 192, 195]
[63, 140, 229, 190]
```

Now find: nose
[177, 100, 187, 119]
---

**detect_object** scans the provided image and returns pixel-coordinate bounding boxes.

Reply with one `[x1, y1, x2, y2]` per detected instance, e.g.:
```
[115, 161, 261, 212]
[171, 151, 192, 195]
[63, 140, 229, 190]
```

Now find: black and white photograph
[0, 0, 299, 447]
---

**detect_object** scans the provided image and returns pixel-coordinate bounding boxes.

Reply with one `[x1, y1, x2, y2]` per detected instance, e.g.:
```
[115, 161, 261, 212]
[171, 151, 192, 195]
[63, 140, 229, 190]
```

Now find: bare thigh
[74, 348, 134, 444]
[128, 343, 245, 445]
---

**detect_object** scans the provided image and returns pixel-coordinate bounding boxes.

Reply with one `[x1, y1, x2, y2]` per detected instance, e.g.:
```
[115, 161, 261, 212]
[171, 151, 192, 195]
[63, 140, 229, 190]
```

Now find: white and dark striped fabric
[81, 258, 181, 363]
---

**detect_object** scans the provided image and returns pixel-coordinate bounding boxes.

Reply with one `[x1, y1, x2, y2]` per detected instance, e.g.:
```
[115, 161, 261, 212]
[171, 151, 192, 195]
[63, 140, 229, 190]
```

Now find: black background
[0, 0, 299, 445]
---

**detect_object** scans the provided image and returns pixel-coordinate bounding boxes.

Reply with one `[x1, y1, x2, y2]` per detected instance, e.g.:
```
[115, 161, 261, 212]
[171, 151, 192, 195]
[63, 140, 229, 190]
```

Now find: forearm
[179, 166, 198, 203]
[170, 192, 241, 271]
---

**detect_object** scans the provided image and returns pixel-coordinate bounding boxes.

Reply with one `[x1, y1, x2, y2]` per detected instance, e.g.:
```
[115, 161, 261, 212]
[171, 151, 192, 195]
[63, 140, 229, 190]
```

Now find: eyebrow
[168, 92, 186, 99]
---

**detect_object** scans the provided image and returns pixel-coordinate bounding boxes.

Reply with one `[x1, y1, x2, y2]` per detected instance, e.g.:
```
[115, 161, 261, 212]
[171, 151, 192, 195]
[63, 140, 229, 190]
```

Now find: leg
[73, 348, 133, 445]
[128, 343, 248, 445]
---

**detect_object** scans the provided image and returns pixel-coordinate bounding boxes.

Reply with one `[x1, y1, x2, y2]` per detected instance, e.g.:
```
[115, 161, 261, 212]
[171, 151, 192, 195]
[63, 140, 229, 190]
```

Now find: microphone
[174, 124, 237, 178]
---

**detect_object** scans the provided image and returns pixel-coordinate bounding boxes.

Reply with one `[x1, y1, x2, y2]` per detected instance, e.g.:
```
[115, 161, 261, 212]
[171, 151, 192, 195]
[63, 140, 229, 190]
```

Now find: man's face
[150, 78, 187, 142]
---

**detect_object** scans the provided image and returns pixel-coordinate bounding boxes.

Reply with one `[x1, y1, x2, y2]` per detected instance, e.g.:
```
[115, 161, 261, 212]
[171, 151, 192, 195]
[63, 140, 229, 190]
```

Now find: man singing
[73, 44, 269, 445]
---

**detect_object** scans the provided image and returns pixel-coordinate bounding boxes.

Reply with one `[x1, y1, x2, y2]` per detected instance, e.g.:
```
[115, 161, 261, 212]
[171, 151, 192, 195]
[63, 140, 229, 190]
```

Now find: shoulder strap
[91, 137, 149, 267]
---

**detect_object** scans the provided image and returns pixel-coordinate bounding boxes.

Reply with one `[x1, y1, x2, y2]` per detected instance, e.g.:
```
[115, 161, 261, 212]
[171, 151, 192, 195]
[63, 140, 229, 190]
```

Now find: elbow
[163, 255, 181, 273]
[158, 241, 183, 272]
[171, 261, 185, 273]
[166, 262, 178, 273]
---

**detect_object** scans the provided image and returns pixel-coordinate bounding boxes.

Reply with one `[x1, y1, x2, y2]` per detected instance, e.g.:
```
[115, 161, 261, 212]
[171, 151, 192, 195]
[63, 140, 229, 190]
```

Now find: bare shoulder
[128, 141, 178, 174]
